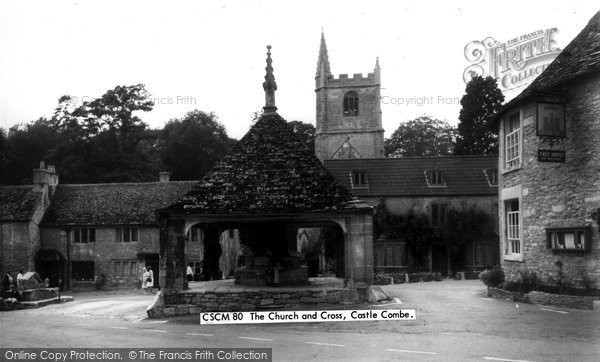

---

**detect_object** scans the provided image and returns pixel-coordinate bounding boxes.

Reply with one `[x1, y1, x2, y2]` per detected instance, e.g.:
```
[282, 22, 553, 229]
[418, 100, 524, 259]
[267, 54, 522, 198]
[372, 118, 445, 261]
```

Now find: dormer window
[351, 170, 368, 187]
[485, 168, 498, 186]
[343, 91, 359, 116]
[426, 170, 444, 187]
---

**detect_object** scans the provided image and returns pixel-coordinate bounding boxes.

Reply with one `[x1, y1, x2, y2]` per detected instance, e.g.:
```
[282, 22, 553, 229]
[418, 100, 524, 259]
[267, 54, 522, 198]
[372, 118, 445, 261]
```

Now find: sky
[0, 0, 598, 140]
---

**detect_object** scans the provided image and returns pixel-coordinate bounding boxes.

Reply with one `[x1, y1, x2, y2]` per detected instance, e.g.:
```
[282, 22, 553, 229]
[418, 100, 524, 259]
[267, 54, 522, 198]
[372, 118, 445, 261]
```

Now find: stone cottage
[1, 165, 241, 290]
[493, 11, 600, 287]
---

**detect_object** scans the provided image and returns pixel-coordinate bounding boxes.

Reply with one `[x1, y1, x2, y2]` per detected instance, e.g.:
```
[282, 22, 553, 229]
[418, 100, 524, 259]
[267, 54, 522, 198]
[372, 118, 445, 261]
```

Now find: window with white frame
[505, 200, 521, 255]
[504, 112, 521, 170]
[116, 227, 138, 243]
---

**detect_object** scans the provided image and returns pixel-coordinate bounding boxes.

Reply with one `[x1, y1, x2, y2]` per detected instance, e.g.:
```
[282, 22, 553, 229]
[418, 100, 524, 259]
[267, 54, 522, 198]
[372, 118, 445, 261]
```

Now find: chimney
[33, 161, 59, 192]
[159, 172, 170, 183]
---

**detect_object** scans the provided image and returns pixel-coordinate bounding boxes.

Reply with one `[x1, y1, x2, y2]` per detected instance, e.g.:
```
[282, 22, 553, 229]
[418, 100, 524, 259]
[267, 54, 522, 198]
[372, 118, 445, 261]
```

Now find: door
[431, 244, 448, 276]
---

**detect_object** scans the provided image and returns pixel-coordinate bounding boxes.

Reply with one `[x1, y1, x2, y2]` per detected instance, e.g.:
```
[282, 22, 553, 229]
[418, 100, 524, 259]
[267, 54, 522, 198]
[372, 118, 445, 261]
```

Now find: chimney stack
[33, 161, 59, 192]
[159, 172, 170, 183]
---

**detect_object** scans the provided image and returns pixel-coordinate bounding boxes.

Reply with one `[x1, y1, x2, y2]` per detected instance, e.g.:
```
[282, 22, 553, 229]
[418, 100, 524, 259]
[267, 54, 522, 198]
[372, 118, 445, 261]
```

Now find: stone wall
[148, 287, 353, 318]
[0, 222, 34, 274]
[499, 72, 600, 287]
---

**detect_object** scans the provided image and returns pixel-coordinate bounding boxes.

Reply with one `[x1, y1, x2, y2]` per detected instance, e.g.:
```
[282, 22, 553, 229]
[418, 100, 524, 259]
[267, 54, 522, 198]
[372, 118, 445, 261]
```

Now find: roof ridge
[57, 180, 198, 187]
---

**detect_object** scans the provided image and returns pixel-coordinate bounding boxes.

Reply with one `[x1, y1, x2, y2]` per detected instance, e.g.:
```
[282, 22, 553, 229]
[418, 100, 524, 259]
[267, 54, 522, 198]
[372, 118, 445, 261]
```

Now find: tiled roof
[0, 186, 42, 221]
[167, 112, 368, 215]
[324, 155, 498, 197]
[494, 10, 600, 122]
[41, 181, 196, 226]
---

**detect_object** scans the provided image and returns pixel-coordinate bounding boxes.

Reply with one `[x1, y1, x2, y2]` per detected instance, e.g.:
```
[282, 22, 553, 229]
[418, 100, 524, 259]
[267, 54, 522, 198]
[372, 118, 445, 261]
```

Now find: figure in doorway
[186, 263, 194, 282]
[146, 266, 154, 294]
[141, 267, 149, 294]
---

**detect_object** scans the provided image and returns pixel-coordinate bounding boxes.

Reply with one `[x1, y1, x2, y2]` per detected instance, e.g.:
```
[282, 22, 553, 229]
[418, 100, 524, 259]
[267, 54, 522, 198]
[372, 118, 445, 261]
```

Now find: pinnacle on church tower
[263, 45, 277, 114]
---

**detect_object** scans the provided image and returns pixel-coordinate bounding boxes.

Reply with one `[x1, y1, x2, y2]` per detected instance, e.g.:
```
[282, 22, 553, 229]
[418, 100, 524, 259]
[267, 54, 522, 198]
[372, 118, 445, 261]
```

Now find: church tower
[314, 32, 384, 162]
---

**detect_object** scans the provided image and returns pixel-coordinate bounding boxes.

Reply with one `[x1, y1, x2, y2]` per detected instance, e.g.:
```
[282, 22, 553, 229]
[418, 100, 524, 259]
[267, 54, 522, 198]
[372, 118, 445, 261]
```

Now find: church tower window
[343, 91, 359, 116]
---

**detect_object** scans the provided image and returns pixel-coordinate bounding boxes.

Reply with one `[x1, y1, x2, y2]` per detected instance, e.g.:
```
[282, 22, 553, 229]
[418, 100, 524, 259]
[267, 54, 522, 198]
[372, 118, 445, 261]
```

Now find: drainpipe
[66, 228, 70, 290]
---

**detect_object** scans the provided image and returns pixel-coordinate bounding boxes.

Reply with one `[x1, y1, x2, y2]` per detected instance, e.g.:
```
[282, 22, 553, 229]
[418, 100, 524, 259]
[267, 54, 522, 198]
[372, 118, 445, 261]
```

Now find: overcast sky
[0, 1, 597, 139]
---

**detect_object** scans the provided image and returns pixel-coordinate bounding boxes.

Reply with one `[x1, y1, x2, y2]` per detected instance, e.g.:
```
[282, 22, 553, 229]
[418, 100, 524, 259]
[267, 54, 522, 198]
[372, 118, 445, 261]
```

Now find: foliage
[0, 85, 238, 185]
[288, 120, 315, 154]
[0, 119, 61, 184]
[384, 116, 456, 157]
[454, 75, 504, 155]
[445, 207, 497, 253]
[374, 203, 438, 270]
[479, 266, 505, 288]
[160, 110, 235, 181]
[517, 269, 539, 294]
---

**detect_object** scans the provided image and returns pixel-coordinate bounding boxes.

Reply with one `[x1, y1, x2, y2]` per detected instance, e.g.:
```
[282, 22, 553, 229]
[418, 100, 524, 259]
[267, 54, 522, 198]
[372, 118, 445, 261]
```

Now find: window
[426, 170, 444, 187]
[116, 227, 138, 243]
[343, 91, 359, 116]
[374, 242, 407, 267]
[504, 112, 521, 170]
[546, 227, 591, 251]
[505, 200, 520, 256]
[73, 228, 96, 243]
[431, 204, 447, 227]
[72, 261, 94, 281]
[485, 168, 498, 186]
[189, 226, 203, 242]
[351, 170, 368, 187]
[113, 260, 138, 277]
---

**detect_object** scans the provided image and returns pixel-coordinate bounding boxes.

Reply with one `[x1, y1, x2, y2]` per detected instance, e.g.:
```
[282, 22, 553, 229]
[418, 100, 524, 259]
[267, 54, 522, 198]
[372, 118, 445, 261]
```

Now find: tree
[1, 119, 60, 184]
[455, 75, 505, 155]
[49, 84, 156, 183]
[161, 110, 235, 181]
[384, 116, 456, 157]
[288, 120, 315, 154]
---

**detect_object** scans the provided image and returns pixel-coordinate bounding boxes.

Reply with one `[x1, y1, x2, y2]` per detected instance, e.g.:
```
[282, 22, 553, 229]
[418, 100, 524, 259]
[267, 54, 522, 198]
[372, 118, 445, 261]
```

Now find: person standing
[146, 266, 154, 293]
[16, 270, 24, 290]
[141, 267, 149, 294]
[186, 264, 194, 282]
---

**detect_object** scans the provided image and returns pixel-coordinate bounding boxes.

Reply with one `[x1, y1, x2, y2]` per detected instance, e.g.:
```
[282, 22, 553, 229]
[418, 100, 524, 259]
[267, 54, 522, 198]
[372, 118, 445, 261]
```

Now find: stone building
[0, 166, 241, 290]
[493, 11, 600, 287]
[157, 46, 375, 292]
[326, 156, 499, 276]
[0, 163, 57, 276]
[314, 32, 384, 162]
[314, 35, 500, 278]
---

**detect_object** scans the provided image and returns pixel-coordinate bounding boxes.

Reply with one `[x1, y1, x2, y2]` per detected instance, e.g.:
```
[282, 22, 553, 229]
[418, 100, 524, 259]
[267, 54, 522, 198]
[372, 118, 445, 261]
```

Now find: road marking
[187, 333, 214, 337]
[539, 308, 569, 314]
[146, 320, 169, 323]
[385, 349, 437, 355]
[133, 317, 146, 323]
[142, 329, 167, 333]
[481, 298, 494, 301]
[305, 342, 345, 347]
[483, 357, 535, 362]
[110, 326, 128, 330]
[239, 337, 273, 342]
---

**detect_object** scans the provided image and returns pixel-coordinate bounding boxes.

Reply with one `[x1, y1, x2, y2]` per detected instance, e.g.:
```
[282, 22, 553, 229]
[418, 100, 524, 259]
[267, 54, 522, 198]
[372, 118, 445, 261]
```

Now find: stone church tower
[314, 32, 384, 162]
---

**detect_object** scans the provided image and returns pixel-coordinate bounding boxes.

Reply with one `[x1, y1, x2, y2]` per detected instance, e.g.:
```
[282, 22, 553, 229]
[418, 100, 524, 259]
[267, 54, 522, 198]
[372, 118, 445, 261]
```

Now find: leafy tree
[445, 207, 496, 253]
[288, 120, 315, 154]
[385, 116, 456, 157]
[49, 84, 156, 183]
[455, 75, 505, 155]
[161, 110, 235, 181]
[1, 119, 60, 184]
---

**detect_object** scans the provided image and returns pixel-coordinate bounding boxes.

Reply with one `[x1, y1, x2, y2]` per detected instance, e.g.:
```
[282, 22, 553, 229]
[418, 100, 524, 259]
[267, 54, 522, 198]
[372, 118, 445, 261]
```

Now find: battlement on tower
[326, 72, 379, 87]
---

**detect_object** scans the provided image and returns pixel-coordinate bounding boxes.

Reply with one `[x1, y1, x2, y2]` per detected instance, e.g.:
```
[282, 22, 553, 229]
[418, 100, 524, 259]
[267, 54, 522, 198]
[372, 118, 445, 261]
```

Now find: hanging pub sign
[537, 102, 566, 137]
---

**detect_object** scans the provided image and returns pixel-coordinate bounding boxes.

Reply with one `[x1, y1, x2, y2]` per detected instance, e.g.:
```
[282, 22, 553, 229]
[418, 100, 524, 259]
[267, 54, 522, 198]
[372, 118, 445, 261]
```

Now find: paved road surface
[1, 280, 598, 361]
